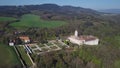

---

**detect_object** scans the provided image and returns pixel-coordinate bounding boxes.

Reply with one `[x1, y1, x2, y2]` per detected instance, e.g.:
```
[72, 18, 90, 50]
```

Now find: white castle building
[68, 30, 99, 45]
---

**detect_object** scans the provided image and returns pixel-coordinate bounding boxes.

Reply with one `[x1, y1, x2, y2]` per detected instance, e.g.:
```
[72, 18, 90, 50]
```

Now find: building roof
[19, 36, 30, 40]
[69, 35, 98, 41]
[79, 35, 98, 41]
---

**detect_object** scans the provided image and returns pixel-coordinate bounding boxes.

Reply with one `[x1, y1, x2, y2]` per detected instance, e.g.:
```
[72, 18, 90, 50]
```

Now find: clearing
[10, 14, 67, 29]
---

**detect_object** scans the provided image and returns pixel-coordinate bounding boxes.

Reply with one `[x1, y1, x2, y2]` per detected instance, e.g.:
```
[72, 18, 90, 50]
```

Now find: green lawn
[16, 46, 32, 66]
[10, 14, 67, 28]
[0, 17, 16, 22]
[114, 60, 120, 68]
[0, 44, 20, 67]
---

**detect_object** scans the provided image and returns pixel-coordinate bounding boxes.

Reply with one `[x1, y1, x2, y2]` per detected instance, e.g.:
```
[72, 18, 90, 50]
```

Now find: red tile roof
[19, 36, 30, 40]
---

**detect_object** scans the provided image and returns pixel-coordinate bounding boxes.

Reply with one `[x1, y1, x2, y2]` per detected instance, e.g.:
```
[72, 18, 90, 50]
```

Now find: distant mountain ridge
[40, 4, 98, 13]
[0, 4, 101, 17]
[98, 9, 120, 14]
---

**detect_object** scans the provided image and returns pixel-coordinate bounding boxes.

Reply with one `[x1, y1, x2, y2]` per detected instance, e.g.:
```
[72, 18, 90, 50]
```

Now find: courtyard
[28, 40, 69, 55]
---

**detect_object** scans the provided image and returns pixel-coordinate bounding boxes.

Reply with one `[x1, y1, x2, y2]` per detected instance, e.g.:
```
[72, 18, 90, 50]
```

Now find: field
[0, 44, 20, 67]
[0, 17, 16, 22]
[16, 46, 33, 66]
[10, 14, 67, 28]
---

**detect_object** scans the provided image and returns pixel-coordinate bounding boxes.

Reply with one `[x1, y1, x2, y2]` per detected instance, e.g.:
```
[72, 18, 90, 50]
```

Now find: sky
[0, 0, 120, 10]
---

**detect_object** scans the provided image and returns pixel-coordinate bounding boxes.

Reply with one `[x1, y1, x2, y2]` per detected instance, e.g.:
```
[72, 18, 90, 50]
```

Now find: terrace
[16, 46, 33, 67]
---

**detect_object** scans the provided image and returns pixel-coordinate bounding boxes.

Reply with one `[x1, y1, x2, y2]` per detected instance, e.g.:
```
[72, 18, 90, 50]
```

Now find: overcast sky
[0, 0, 120, 10]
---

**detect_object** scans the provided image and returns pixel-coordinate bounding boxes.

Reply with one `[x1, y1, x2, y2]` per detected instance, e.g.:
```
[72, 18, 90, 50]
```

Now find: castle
[68, 30, 99, 45]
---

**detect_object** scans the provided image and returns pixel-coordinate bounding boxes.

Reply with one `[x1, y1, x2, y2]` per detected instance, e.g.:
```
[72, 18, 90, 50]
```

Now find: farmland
[0, 44, 20, 67]
[0, 17, 16, 22]
[10, 14, 67, 29]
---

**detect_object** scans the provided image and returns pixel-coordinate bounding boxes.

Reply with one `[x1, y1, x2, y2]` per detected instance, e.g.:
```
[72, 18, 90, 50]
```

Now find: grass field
[16, 46, 32, 66]
[0, 44, 20, 67]
[0, 17, 16, 22]
[114, 60, 120, 68]
[10, 14, 67, 28]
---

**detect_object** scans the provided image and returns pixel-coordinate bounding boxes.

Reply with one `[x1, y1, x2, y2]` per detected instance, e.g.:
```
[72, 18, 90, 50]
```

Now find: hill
[0, 4, 120, 68]
[0, 4, 101, 18]
[26, 4, 99, 14]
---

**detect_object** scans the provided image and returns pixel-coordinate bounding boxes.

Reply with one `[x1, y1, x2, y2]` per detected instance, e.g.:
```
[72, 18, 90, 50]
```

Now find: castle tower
[75, 30, 78, 37]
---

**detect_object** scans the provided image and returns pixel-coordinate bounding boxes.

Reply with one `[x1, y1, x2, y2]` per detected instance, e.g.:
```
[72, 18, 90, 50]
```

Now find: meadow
[0, 17, 16, 22]
[10, 14, 67, 28]
[0, 44, 20, 67]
